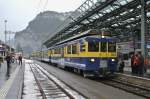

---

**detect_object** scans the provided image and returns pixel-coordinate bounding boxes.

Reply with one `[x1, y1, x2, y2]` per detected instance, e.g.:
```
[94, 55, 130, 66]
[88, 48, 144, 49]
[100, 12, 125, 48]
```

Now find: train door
[100, 42, 107, 57]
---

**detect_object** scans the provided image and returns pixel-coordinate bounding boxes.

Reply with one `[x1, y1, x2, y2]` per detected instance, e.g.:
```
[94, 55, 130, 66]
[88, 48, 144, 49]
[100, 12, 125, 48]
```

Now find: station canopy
[44, 0, 150, 48]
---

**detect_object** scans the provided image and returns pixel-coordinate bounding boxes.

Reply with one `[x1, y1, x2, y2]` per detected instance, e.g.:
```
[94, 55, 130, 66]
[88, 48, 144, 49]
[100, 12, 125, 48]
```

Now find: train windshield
[108, 42, 116, 52]
[88, 41, 99, 52]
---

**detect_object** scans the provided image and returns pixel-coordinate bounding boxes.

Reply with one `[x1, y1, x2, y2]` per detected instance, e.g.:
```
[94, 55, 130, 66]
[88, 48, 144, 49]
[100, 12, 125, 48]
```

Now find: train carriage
[41, 50, 49, 62]
[48, 29, 118, 77]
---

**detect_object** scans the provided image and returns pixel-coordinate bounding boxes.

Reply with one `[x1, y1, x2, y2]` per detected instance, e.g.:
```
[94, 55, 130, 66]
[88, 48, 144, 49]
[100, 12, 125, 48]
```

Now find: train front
[82, 37, 118, 77]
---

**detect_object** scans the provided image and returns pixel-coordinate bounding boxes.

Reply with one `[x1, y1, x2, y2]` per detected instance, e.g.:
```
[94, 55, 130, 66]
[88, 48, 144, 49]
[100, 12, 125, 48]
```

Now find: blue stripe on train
[64, 57, 117, 71]
[49, 57, 117, 71]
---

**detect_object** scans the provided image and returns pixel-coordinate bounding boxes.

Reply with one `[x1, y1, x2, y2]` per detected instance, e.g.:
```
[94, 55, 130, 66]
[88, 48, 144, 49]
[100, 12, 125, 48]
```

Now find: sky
[0, 0, 85, 41]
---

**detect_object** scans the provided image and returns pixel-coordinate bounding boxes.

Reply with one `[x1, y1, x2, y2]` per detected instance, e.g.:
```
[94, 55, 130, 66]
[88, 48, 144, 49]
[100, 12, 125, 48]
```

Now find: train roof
[57, 29, 99, 44]
[48, 29, 98, 49]
[48, 36, 117, 49]
[85, 36, 118, 42]
[47, 29, 118, 49]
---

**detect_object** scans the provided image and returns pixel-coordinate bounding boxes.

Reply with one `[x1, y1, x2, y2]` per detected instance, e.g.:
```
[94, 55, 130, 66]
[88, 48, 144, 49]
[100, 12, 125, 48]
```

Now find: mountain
[15, 11, 71, 54]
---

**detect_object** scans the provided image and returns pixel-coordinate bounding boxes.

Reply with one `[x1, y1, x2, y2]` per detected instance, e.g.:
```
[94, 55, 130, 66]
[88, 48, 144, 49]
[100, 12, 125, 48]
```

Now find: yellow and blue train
[32, 29, 118, 77]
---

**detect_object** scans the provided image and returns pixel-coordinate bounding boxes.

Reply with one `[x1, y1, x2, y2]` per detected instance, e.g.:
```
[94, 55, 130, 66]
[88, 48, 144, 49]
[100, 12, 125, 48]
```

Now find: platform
[0, 60, 24, 99]
[124, 66, 150, 77]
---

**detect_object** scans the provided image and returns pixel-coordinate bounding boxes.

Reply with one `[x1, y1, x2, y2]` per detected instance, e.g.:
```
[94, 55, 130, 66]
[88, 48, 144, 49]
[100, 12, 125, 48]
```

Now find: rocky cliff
[15, 11, 71, 54]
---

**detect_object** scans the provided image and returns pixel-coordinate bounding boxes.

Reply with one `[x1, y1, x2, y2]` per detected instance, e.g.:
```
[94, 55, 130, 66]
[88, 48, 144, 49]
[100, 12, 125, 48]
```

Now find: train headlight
[90, 58, 95, 62]
[111, 59, 115, 62]
[102, 36, 105, 38]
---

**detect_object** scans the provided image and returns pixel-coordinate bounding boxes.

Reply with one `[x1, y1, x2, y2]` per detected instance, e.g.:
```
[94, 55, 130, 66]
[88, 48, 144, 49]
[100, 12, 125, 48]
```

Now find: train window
[88, 41, 99, 52]
[72, 44, 77, 54]
[64, 47, 67, 54]
[101, 42, 107, 52]
[52, 50, 54, 54]
[58, 48, 61, 54]
[54, 49, 57, 54]
[80, 44, 85, 52]
[50, 50, 52, 54]
[54, 48, 61, 54]
[45, 51, 48, 57]
[108, 42, 116, 52]
[67, 45, 71, 54]
[61, 48, 64, 56]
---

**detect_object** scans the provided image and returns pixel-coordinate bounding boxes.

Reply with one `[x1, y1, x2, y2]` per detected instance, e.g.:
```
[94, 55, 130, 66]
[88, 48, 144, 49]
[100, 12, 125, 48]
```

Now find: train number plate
[100, 60, 107, 68]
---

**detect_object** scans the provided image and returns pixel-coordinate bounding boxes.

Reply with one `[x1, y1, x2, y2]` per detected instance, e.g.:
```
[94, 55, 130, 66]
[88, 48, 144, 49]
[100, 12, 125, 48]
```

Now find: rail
[29, 63, 86, 99]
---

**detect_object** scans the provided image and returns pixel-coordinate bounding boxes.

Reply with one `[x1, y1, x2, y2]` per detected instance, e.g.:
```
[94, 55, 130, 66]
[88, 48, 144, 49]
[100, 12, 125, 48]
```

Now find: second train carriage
[33, 29, 118, 77]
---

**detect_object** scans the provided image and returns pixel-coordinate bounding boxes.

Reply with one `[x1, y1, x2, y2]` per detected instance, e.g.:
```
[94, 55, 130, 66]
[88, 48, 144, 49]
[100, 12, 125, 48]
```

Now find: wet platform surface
[0, 61, 17, 88]
[124, 66, 150, 78]
[0, 60, 24, 99]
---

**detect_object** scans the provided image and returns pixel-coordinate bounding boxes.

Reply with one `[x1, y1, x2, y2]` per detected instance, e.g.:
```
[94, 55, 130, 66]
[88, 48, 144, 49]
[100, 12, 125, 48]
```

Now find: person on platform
[133, 53, 140, 75]
[119, 59, 125, 73]
[138, 52, 144, 76]
[131, 54, 135, 75]
[5, 53, 11, 76]
[18, 55, 22, 66]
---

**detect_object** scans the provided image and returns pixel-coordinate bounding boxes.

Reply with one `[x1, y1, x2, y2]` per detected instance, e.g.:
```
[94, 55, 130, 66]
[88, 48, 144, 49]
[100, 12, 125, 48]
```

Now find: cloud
[0, 0, 85, 40]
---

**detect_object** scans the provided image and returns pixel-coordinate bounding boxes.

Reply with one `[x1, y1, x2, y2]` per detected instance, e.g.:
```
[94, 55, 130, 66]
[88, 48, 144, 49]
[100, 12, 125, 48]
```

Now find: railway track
[28, 63, 86, 99]
[34, 60, 150, 98]
[100, 77, 150, 99]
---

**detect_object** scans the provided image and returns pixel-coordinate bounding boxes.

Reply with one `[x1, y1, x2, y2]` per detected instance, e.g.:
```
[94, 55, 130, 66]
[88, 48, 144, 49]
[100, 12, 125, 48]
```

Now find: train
[32, 29, 118, 77]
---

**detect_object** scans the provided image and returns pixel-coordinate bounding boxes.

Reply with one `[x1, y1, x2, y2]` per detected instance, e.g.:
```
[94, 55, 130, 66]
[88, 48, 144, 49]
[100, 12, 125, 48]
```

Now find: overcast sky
[0, 0, 85, 41]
